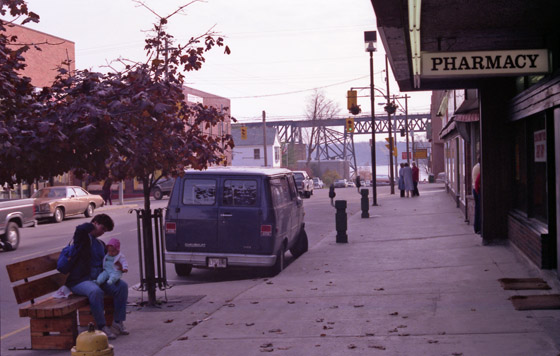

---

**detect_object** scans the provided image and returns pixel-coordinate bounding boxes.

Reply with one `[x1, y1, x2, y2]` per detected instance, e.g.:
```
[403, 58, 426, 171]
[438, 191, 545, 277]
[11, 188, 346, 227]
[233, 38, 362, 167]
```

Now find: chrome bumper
[165, 251, 277, 267]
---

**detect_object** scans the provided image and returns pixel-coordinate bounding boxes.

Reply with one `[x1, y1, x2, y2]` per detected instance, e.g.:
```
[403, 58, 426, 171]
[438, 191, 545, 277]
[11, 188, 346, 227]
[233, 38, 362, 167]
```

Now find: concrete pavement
[5, 184, 560, 355]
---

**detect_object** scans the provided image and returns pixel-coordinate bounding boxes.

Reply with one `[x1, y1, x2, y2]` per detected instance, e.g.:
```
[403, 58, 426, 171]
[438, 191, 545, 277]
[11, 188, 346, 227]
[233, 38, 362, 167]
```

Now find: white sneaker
[101, 326, 117, 340]
[113, 321, 129, 335]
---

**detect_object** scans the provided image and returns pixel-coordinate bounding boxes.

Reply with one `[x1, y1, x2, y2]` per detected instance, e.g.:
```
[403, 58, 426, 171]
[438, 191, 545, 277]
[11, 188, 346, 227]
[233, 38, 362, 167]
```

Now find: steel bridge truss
[238, 113, 430, 176]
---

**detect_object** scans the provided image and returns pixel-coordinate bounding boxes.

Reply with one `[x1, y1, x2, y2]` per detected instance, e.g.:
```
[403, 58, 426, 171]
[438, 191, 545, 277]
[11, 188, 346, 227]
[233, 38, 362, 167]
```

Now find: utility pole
[262, 110, 268, 167]
[385, 55, 395, 194]
[405, 95, 410, 164]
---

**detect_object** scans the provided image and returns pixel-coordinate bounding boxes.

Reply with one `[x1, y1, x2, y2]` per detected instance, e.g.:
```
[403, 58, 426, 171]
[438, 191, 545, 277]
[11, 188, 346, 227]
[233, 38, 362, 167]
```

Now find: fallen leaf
[397, 325, 407, 329]
[191, 321, 198, 326]
[398, 333, 410, 336]
[354, 304, 364, 308]
[288, 301, 296, 304]
[389, 312, 399, 316]
[225, 322, 234, 326]
[452, 353, 463, 356]
[470, 308, 476, 311]
[277, 347, 290, 350]
[402, 316, 409, 319]
[325, 270, 332, 273]
[369, 345, 386, 350]
[286, 289, 293, 292]
[266, 281, 274, 285]
[177, 336, 188, 341]
[388, 328, 398, 333]
[311, 288, 318, 290]
[374, 288, 385, 291]
[348, 344, 357, 349]
[329, 306, 339, 309]
[164, 319, 174, 323]
[315, 344, 321, 347]
[316, 318, 324, 322]
[260, 343, 273, 348]
[323, 325, 333, 330]
[202, 334, 208, 338]
[260, 348, 274, 353]
[439, 332, 446, 335]
[251, 301, 259, 304]
[246, 323, 255, 326]
[268, 329, 283, 333]
[327, 322, 335, 325]
[365, 332, 375, 336]
[320, 333, 326, 337]
[428, 340, 438, 344]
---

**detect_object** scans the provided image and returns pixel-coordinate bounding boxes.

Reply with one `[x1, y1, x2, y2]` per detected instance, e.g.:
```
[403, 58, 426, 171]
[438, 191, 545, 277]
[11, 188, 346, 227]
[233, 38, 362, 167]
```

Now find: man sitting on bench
[65, 214, 129, 340]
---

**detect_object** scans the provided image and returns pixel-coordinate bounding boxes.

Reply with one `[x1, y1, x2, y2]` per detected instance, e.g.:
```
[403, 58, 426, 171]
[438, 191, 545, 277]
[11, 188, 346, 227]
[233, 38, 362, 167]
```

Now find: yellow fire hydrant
[71, 323, 114, 356]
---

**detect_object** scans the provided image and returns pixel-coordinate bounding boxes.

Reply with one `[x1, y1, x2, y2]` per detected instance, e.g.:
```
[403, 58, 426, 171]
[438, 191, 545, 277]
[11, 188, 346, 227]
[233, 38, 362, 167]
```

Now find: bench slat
[13, 273, 67, 304]
[6, 252, 60, 282]
[20, 295, 89, 318]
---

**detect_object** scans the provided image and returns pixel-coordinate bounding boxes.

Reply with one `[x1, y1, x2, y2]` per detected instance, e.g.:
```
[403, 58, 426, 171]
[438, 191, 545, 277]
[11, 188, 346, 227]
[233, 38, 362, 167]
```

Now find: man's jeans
[70, 280, 128, 328]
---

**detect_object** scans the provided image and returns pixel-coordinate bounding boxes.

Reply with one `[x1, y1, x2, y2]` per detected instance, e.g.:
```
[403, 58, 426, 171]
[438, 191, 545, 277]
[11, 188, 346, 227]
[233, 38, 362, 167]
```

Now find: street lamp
[364, 30, 378, 206]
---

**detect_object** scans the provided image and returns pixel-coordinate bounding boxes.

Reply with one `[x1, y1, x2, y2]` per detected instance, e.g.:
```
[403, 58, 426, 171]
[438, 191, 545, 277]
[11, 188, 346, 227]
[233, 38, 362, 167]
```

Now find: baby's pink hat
[107, 238, 120, 253]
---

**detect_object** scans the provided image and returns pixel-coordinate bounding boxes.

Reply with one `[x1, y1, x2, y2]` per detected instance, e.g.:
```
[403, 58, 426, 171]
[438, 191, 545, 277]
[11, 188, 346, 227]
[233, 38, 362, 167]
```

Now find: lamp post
[365, 30, 378, 206]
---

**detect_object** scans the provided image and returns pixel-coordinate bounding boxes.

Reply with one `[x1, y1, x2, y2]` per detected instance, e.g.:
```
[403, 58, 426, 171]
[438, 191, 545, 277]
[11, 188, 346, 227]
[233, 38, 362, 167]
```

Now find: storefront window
[512, 114, 547, 223]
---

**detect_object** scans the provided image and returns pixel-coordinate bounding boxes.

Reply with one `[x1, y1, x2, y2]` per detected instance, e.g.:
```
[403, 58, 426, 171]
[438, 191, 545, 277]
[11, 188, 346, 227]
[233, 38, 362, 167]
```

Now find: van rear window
[182, 179, 216, 205]
[223, 180, 257, 206]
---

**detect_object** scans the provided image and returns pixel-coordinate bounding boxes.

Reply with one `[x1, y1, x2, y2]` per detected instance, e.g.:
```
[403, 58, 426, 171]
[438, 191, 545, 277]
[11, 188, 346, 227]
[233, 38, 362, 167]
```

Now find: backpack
[57, 241, 79, 274]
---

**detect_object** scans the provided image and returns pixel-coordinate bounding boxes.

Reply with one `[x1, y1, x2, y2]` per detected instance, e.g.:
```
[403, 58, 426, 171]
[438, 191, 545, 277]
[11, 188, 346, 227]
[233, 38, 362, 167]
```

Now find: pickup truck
[0, 198, 35, 251]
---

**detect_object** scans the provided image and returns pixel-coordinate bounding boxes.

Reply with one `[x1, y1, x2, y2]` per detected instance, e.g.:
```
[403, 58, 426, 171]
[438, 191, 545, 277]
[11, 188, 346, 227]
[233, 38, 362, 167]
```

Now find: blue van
[164, 167, 308, 276]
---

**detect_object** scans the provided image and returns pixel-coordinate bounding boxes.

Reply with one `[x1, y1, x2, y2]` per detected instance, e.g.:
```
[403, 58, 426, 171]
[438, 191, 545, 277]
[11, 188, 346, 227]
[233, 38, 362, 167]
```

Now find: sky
[11, 0, 432, 126]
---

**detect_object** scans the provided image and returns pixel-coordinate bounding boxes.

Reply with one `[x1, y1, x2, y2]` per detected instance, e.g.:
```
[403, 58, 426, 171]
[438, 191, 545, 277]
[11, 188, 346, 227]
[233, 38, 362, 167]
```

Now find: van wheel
[290, 228, 308, 258]
[268, 249, 284, 276]
[153, 188, 163, 200]
[174, 263, 192, 276]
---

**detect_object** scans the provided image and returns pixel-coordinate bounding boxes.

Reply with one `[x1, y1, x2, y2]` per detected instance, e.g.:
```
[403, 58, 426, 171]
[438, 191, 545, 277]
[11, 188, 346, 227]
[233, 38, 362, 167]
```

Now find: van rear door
[172, 177, 219, 251]
[218, 178, 264, 254]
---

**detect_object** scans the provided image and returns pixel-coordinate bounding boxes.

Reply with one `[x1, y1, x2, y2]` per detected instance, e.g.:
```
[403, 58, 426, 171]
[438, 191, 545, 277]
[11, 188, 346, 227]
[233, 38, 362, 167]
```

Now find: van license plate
[208, 258, 227, 268]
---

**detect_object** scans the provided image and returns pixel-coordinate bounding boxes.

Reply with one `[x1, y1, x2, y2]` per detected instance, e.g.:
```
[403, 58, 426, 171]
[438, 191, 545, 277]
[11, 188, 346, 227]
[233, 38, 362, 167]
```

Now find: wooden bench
[6, 252, 113, 350]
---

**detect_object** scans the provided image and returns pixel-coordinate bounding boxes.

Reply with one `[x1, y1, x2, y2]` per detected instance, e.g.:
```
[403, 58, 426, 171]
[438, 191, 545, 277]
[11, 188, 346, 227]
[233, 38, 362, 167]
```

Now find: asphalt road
[0, 185, 386, 348]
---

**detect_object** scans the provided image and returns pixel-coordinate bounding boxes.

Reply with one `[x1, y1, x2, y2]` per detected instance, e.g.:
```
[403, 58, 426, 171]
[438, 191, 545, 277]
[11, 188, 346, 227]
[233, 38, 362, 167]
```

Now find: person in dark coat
[412, 162, 420, 196]
[102, 179, 112, 205]
[66, 214, 128, 339]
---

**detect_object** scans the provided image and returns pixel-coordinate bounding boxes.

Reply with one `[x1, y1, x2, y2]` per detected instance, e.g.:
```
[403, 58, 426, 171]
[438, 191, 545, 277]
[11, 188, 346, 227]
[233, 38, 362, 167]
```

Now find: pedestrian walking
[412, 162, 420, 196]
[398, 163, 405, 197]
[402, 163, 414, 197]
[102, 179, 112, 206]
[472, 156, 481, 234]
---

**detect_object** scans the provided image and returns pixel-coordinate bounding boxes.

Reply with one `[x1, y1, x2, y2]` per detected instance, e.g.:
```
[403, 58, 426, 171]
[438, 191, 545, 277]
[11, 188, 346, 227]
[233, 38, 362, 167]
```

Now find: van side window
[223, 180, 257, 206]
[270, 178, 290, 205]
[287, 176, 298, 200]
[182, 179, 216, 205]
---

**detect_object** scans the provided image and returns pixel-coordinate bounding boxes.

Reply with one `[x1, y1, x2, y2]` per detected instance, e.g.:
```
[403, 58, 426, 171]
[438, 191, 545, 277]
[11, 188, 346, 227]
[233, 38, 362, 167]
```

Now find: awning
[439, 118, 456, 139]
[454, 111, 479, 122]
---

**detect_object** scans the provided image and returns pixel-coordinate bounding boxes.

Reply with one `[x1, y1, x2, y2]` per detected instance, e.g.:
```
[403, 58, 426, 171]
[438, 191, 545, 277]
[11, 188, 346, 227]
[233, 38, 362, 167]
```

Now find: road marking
[1, 326, 29, 340]
[12, 246, 65, 261]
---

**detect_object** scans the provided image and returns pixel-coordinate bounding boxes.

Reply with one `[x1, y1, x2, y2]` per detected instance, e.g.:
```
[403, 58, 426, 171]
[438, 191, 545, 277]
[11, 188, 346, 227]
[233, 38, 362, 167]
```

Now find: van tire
[290, 228, 308, 258]
[174, 263, 193, 276]
[268, 249, 284, 276]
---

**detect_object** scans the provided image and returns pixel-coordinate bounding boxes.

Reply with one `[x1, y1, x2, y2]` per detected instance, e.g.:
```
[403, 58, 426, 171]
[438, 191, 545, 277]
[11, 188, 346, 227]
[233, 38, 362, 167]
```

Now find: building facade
[231, 126, 282, 168]
[371, 0, 560, 277]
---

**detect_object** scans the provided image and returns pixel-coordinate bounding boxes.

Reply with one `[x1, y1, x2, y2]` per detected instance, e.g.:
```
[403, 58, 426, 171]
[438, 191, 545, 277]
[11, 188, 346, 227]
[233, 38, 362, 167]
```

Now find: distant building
[296, 160, 350, 180]
[231, 126, 281, 167]
[4, 23, 75, 87]
[183, 86, 233, 165]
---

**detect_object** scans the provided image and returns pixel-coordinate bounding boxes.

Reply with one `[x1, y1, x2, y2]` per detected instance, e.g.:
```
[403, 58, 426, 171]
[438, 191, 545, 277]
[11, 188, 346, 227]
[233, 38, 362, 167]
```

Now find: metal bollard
[360, 188, 369, 218]
[335, 200, 348, 243]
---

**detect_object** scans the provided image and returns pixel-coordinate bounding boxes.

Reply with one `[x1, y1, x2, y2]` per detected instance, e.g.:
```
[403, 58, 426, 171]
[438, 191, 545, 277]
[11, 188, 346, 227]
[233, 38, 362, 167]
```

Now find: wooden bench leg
[78, 297, 114, 327]
[30, 312, 78, 350]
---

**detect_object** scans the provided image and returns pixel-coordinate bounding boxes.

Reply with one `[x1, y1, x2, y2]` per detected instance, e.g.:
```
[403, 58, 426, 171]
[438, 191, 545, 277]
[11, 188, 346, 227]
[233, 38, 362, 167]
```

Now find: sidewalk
[9, 184, 560, 355]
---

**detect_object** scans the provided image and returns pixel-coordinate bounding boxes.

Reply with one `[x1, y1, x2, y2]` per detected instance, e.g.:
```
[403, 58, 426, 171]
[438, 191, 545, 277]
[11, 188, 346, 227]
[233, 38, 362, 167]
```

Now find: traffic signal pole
[369, 50, 378, 206]
[385, 55, 395, 195]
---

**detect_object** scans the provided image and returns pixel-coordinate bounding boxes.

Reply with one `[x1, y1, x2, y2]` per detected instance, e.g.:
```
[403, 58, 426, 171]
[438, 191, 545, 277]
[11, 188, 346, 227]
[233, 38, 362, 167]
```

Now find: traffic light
[241, 126, 248, 140]
[347, 90, 357, 110]
[346, 118, 355, 133]
[385, 137, 393, 151]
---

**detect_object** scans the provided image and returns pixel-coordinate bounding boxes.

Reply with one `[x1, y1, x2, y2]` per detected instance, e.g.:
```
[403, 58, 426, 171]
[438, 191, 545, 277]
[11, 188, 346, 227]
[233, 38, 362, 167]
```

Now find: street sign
[414, 149, 428, 159]
[402, 152, 411, 160]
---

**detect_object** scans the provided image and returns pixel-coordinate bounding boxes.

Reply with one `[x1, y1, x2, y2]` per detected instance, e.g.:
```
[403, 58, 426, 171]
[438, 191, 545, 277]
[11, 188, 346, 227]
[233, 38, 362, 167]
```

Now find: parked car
[0, 198, 35, 251]
[165, 167, 308, 277]
[376, 175, 392, 186]
[347, 181, 356, 188]
[33, 186, 105, 223]
[152, 177, 175, 200]
[312, 177, 324, 189]
[334, 179, 348, 188]
[292, 171, 314, 198]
